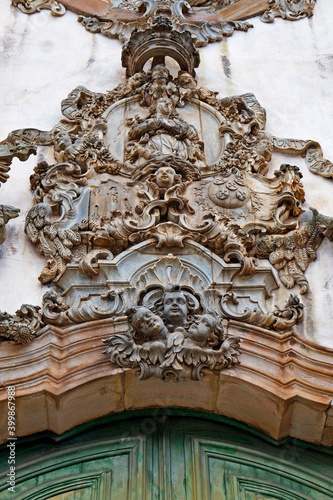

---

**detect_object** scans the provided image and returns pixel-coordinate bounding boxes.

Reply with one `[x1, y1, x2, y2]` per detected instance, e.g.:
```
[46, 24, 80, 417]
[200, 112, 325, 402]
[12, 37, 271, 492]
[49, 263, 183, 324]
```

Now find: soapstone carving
[221, 293, 304, 331]
[0, 305, 42, 344]
[24, 203, 88, 284]
[0, 140, 36, 185]
[0, 27, 330, 291]
[310, 207, 333, 240]
[255, 211, 328, 294]
[0, 205, 20, 245]
[12, 0, 66, 16]
[1, 24, 332, 352]
[12, 0, 317, 47]
[103, 284, 240, 380]
[260, 0, 316, 23]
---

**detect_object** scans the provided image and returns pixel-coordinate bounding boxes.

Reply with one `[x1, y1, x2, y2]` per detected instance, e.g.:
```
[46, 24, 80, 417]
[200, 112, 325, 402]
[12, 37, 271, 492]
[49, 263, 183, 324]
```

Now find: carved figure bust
[163, 288, 188, 327]
[129, 306, 168, 341]
[185, 312, 224, 348]
[154, 166, 179, 189]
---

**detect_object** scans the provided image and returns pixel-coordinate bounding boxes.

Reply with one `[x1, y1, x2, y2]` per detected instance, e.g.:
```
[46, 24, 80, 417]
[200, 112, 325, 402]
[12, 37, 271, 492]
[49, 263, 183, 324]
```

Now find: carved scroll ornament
[11, 0, 317, 47]
[0, 305, 42, 344]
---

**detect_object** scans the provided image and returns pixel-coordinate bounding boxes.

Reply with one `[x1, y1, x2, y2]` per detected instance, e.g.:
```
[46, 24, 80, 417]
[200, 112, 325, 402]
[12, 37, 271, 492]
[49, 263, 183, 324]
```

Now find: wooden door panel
[1, 416, 332, 500]
[2, 437, 146, 500]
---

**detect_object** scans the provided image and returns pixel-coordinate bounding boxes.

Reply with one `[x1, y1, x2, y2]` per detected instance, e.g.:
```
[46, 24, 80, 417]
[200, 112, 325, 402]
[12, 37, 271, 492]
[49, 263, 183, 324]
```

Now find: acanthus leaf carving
[260, 0, 316, 23]
[221, 291, 304, 332]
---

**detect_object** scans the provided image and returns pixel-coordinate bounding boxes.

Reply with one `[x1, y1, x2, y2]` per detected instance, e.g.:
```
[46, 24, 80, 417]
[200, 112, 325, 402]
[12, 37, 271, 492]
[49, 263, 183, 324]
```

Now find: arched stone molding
[1, 316, 333, 446]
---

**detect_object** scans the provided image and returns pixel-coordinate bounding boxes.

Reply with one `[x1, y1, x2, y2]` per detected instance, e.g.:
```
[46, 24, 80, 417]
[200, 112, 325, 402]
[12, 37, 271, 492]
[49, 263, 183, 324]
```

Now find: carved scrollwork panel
[12, 0, 66, 16]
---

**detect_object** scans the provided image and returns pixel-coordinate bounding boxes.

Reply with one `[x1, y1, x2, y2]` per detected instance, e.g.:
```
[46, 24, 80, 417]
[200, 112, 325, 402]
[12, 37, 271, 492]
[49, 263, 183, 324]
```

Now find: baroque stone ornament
[0, 44, 331, 291]
[0, 304, 42, 344]
[12, 0, 66, 16]
[0, 205, 20, 245]
[0, 139, 37, 185]
[1, 26, 332, 371]
[103, 284, 240, 381]
[255, 210, 327, 294]
[260, 0, 316, 23]
[11, 0, 317, 47]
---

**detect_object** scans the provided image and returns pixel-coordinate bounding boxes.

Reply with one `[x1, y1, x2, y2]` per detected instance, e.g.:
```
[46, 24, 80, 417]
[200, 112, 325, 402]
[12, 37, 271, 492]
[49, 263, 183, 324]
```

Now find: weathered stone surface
[1, 317, 332, 444]
[1, 0, 333, 452]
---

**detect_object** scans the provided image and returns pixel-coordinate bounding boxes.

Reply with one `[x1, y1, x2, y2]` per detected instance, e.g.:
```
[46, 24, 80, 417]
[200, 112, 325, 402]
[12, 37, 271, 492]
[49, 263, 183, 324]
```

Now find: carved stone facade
[12, 0, 317, 47]
[1, 0, 333, 450]
[0, 33, 331, 351]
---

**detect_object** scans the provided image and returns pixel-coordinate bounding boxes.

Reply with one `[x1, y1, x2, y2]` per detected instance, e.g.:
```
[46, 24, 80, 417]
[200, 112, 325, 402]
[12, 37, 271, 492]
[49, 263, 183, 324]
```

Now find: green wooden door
[1, 412, 332, 500]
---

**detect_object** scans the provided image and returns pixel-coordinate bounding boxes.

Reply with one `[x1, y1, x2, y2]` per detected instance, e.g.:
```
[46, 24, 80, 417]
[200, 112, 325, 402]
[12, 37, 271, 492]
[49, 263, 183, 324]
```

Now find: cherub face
[54, 131, 71, 151]
[163, 291, 187, 327]
[131, 307, 166, 338]
[187, 314, 216, 345]
[155, 166, 176, 188]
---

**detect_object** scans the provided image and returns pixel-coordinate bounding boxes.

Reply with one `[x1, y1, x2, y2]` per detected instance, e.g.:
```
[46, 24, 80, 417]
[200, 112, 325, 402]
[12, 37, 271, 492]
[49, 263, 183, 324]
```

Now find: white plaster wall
[0, 0, 332, 346]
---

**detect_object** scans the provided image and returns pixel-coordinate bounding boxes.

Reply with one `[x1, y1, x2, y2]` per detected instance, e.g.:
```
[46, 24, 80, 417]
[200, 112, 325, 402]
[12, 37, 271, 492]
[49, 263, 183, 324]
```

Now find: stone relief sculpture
[103, 284, 240, 380]
[0, 305, 42, 344]
[0, 140, 36, 185]
[11, 0, 317, 47]
[260, 0, 316, 23]
[0, 18, 332, 389]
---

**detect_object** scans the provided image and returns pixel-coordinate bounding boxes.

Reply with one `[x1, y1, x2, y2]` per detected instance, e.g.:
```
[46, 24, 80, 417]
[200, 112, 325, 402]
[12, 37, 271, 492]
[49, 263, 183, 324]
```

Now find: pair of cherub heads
[127, 285, 224, 349]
